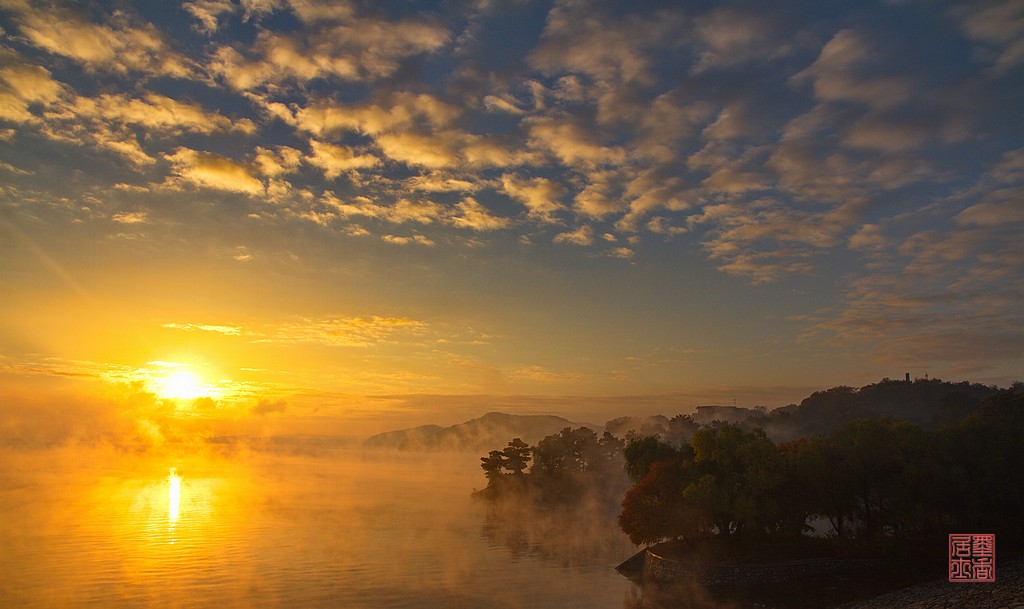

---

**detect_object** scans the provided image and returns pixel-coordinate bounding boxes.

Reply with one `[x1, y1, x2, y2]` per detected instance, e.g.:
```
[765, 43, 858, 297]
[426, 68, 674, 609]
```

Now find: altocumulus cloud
[0, 0, 1021, 383]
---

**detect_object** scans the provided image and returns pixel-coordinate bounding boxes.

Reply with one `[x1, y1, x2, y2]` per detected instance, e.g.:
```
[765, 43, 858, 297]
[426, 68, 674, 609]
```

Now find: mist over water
[1, 445, 650, 609]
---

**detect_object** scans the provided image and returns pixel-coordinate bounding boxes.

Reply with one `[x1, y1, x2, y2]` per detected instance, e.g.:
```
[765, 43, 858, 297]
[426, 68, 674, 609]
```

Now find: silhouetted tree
[501, 438, 531, 475]
[619, 460, 699, 545]
[623, 436, 682, 483]
[615, 381, 1020, 557]
[480, 450, 507, 483]
[685, 425, 783, 538]
[596, 431, 626, 466]
[532, 427, 601, 474]
[665, 414, 699, 445]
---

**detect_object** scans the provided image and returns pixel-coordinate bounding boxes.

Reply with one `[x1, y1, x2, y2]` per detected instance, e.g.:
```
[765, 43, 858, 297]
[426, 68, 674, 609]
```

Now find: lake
[1, 444, 655, 608]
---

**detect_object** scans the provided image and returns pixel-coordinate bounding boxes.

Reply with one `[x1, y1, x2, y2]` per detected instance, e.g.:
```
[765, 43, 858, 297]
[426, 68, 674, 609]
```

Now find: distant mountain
[363, 411, 583, 452]
[362, 425, 444, 450]
[603, 378, 1004, 444]
[757, 378, 1000, 441]
[364, 379, 1004, 451]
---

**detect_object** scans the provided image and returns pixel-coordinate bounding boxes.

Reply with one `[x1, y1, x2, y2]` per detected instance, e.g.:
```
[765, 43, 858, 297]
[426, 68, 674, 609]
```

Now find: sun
[158, 370, 209, 400]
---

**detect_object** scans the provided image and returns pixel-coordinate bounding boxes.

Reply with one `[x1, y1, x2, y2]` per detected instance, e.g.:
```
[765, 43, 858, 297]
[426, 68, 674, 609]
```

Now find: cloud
[802, 270, 1023, 370]
[307, 140, 380, 178]
[251, 397, 287, 415]
[631, 93, 714, 162]
[183, 0, 237, 34]
[68, 92, 253, 136]
[324, 194, 445, 225]
[111, 211, 148, 224]
[211, 14, 449, 89]
[989, 148, 1024, 183]
[693, 201, 843, 250]
[375, 131, 460, 169]
[843, 119, 928, 153]
[645, 217, 688, 236]
[953, 0, 1024, 73]
[253, 146, 304, 178]
[847, 223, 887, 252]
[294, 93, 458, 137]
[688, 137, 774, 197]
[690, 7, 788, 73]
[460, 135, 528, 169]
[0, 160, 31, 175]
[278, 0, 356, 23]
[500, 174, 567, 223]
[767, 107, 876, 206]
[405, 174, 480, 193]
[799, 149, 1024, 371]
[1, 356, 150, 385]
[616, 170, 691, 232]
[572, 170, 628, 218]
[483, 94, 529, 115]
[950, 149, 1024, 227]
[841, 109, 969, 153]
[553, 225, 593, 246]
[529, 2, 684, 85]
[257, 315, 428, 347]
[0, 50, 65, 123]
[4, 0, 1024, 377]
[447, 197, 509, 231]
[164, 148, 265, 195]
[701, 103, 759, 142]
[5, 82, 254, 168]
[954, 193, 1024, 227]
[239, 0, 285, 21]
[4, 3, 192, 77]
[381, 234, 435, 246]
[526, 115, 626, 170]
[388, 199, 446, 224]
[791, 29, 914, 110]
[58, 126, 155, 167]
[684, 198, 850, 282]
[506, 365, 588, 384]
[162, 323, 243, 336]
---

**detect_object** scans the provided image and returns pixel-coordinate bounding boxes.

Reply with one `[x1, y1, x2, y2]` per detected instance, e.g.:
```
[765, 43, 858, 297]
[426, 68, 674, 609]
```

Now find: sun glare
[158, 370, 208, 400]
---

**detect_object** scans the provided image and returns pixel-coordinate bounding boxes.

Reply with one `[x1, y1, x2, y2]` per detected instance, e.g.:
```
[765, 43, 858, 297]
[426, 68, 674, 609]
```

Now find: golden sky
[1, 0, 1021, 441]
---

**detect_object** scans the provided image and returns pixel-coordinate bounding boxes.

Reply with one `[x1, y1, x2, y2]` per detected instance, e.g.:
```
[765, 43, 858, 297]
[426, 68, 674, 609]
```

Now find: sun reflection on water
[168, 467, 181, 543]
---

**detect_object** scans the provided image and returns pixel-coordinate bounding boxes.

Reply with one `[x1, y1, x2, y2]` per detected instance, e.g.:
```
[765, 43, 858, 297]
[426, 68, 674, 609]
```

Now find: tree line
[477, 380, 1022, 558]
[618, 388, 1023, 553]
[478, 426, 628, 504]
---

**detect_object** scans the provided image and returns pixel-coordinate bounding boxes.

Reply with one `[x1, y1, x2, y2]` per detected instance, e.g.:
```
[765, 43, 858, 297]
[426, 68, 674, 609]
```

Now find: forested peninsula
[474, 378, 1023, 586]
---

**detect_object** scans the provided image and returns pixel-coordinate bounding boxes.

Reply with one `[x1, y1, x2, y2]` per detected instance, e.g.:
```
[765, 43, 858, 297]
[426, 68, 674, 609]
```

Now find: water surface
[1, 445, 644, 608]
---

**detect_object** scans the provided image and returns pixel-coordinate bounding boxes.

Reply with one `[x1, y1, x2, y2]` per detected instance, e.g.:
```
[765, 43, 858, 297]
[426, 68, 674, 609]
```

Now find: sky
[0, 0, 1021, 440]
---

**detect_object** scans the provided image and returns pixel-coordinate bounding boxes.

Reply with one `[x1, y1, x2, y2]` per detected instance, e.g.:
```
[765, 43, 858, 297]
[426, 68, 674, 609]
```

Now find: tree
[501, 438, 531, 475]
[620, 425, 791, 543]
[623, 436, 682, 483]
[665, 414, 699, 445]
[936, 389, 1024, 550]
[619, 460, 698, 545]
[480, 450, 507, 483]
[596, 431, 626, 467]
[532, 427, 601, 474]
[685, 424, 783, 538]
[798, 418, 928, 540]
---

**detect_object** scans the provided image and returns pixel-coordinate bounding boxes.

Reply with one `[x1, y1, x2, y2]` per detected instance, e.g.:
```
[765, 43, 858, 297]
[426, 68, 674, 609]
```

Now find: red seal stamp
[949, 534, 995, 582]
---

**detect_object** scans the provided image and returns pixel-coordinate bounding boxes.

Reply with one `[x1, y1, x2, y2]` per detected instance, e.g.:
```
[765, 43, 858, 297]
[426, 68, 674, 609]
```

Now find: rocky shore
[837, 560, 1023, 609]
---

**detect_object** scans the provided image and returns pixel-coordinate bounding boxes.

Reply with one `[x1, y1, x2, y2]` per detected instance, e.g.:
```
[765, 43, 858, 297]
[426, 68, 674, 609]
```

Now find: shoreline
[622, 544, 1022, 609]
[834, 559, 1023, 609]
